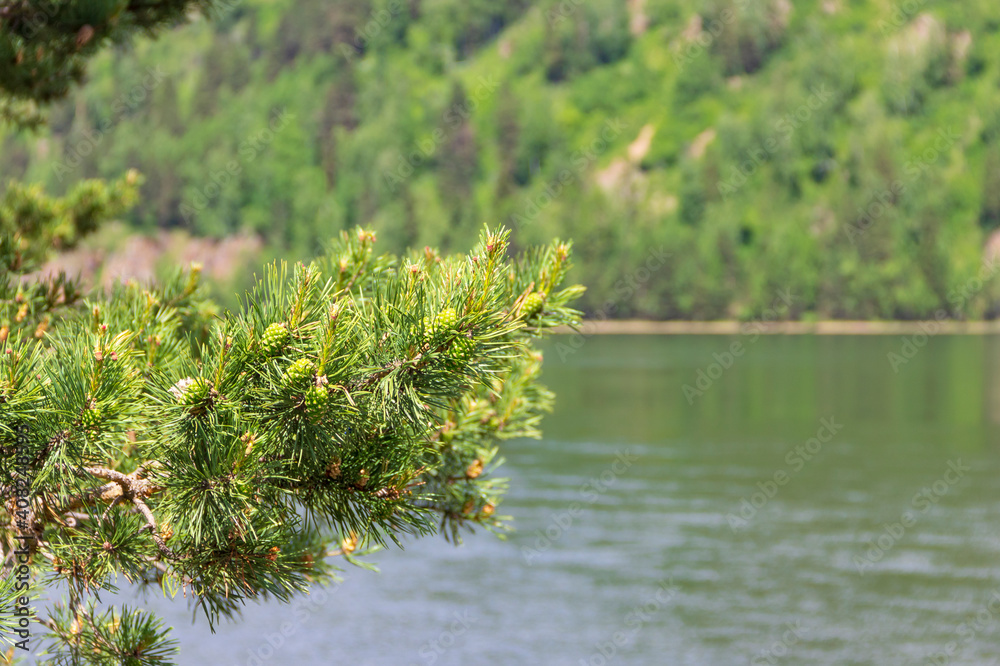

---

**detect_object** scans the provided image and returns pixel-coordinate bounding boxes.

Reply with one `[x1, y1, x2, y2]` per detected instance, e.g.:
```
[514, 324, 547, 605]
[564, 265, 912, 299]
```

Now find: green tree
[0, 0, 217, 126]
[438, 81, 479, 231]
[980, 148, 1000, 233]
[493, 83, 521, 202]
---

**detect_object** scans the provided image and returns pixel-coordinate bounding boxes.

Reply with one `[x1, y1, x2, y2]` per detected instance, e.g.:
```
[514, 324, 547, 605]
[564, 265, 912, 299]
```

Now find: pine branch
[131, 495, 179, 562]
[1, 226, 583, 659]
[44, 463, 179, 560]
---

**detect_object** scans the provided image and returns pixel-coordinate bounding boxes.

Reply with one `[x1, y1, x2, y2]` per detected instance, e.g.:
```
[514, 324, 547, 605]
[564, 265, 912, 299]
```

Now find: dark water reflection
[51, 335, 1000, 665]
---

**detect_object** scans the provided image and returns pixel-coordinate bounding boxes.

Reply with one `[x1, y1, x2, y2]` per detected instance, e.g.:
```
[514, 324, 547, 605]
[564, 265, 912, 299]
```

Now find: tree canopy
[6, 0, 1000, 319]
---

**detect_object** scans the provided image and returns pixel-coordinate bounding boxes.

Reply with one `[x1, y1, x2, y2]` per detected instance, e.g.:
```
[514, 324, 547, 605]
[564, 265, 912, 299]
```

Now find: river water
[42, 334, 1000, 664]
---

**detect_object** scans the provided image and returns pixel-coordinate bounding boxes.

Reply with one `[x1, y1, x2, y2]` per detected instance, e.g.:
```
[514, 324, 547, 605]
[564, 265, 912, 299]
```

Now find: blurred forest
[4, 0, 1000, 319]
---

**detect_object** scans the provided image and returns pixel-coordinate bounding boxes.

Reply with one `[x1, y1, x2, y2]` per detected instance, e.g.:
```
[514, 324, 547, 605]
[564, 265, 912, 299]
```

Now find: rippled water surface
[74, 335, 1000, 664]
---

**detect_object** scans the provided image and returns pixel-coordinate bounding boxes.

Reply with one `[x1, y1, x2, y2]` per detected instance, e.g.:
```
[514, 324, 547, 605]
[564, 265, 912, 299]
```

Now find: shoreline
[553, 320, 1000, 335]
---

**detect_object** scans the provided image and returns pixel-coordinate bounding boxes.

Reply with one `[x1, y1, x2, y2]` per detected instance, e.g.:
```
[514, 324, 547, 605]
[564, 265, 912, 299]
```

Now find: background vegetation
[4, 0, 1000, 319]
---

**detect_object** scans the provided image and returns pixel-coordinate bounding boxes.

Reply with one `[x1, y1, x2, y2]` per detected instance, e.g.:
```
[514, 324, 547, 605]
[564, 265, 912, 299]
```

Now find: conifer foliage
[0, 2, 584, 663]
[0, 0, 214, 125]
[1, 224, 582, 663]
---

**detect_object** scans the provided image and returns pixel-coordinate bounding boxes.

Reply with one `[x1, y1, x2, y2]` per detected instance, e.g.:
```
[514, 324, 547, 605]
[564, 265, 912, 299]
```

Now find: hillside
[3, 0, 1000, 319]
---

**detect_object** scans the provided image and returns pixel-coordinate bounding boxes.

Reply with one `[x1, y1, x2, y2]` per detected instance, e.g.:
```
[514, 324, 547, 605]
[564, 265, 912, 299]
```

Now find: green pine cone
[304, 385, 329, 421]
[284, 358, 315, 385]
[451, 336, 475, 362]
[80, 407, 101, 430]
[522, 292, 545, 318]
[435, 307, 459, 331]
[416, 309, 459, 344]
[181, 378, 212, 406]
[261, 323, 289, 355]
